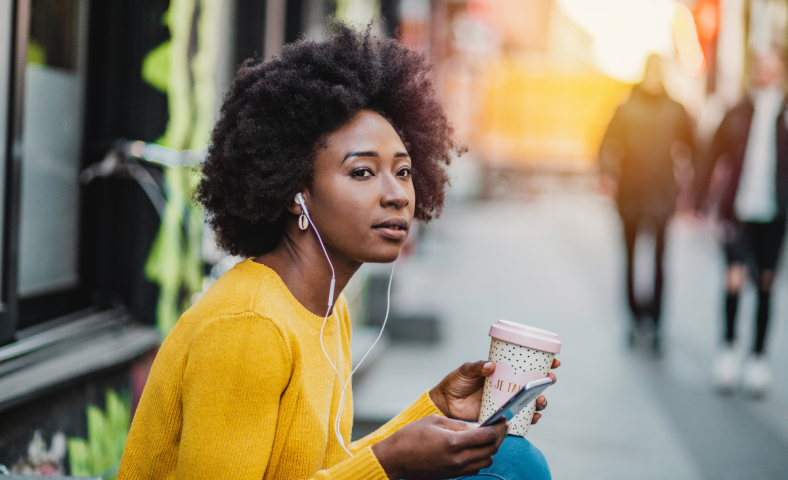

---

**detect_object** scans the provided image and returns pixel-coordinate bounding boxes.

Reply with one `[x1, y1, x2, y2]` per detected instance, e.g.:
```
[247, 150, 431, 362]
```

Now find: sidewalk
[352, 192, 788, 480]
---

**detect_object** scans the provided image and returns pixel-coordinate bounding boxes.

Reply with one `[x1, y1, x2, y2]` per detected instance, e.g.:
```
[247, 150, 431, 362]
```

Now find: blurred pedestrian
[600, 55, 696, 353]
[696, 48, 788, 396]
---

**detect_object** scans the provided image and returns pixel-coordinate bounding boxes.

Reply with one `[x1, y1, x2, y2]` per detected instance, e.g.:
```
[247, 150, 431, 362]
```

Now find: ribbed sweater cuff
[403, 391, 445, 421]
[348, 391, 445, 459]
[378, 391, 444, 434]
[326, 446, 388, 479]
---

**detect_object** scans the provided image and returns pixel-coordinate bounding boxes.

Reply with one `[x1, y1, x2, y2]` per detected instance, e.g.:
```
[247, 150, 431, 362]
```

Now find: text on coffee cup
[493, 379, 522, 394]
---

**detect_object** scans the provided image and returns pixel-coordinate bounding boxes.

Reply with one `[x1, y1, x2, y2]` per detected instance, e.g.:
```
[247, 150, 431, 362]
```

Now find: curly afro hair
[197, 22, 461, 257]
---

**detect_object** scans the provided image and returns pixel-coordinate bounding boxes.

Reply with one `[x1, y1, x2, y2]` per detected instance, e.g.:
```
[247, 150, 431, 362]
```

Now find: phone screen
[479, 377, 553, 427]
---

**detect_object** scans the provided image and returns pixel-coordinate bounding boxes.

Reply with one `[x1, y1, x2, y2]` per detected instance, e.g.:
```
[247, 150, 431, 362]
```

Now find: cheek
[321, 183, 376, 228]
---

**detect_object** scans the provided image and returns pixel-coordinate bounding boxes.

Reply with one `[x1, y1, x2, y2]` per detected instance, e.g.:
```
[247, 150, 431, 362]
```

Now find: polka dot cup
[478, 321, 561, 437]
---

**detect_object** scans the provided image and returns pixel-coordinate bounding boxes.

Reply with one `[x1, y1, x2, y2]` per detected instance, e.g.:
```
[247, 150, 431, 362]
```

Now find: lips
[373, 217, 409, 240]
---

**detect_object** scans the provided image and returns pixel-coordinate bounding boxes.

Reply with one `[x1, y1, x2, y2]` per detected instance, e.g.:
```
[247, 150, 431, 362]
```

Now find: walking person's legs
[622, 213, 641, 346]
[754, 269, 775, 354]
[724, 264, 747, 345]
[713, 264, 746, 392]
[741, 219, 786, 396]
[650, 217, 669, 352]
[714, 221, 748, 392]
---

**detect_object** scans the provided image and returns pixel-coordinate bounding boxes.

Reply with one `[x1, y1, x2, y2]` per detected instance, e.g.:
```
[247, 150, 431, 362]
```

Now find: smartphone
[479, 377, 553, 427]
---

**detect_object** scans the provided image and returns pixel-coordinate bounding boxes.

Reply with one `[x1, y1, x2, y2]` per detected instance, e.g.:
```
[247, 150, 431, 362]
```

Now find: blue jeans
[455, 436, 551, 480]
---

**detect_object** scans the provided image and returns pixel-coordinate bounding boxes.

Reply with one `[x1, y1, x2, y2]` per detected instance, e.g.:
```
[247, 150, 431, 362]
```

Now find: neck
[637, 83, 664, 97]
[255, 223, 361, 317]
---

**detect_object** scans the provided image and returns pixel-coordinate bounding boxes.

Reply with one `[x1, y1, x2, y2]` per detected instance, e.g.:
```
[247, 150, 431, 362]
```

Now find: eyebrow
[341, 150, 410, 164]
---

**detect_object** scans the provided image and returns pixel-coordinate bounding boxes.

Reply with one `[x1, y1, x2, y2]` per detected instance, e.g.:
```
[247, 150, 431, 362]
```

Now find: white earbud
[293, 190, 394, 457]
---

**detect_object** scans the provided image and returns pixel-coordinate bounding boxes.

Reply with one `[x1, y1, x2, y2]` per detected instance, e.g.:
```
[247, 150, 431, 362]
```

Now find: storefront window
[0, 0, 12, 293]
[18, 0, 87, 296]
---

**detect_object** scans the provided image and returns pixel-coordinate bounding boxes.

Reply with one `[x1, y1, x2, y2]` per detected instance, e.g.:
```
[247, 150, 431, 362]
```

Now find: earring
[298, 214, 308, 230]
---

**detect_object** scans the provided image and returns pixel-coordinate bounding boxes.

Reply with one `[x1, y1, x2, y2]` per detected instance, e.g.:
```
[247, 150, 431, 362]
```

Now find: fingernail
[483, 361, 494, 369]
[506, 421, 512, 432]
[542, 399, 548, 408]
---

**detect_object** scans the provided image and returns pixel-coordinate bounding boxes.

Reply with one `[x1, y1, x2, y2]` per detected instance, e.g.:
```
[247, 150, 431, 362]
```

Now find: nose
[379, 171, 410, 210]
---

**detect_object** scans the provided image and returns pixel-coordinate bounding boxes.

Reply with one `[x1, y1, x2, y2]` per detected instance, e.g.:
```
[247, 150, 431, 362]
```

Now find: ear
[285, 191, 306, 216]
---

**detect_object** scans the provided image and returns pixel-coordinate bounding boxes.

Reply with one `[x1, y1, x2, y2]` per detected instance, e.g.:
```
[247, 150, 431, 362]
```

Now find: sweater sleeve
[178, 313, 391, 480]
[348, 391, 444, 453]
[177, 313, 292, 479]
[298, 392, 443, 480]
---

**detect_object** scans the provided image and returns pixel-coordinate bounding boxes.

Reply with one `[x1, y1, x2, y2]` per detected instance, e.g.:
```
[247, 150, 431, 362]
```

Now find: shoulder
[183, 312, 293, 387]
[190, 313, 292, 361]
[612, 101, 630, 117]
[190, 259, 271, 313]
[666, 97, 688, 115]
[181, 259, 301, 334]
[175, 260, 301, 370]
[666, 100, 693, 127]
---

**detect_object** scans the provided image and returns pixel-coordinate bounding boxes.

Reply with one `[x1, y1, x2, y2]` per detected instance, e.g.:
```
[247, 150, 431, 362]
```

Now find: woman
[118, 23, 558, 480]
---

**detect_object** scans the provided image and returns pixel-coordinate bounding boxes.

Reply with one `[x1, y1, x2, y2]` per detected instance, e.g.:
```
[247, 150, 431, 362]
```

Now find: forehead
[323, 110, 406, 153]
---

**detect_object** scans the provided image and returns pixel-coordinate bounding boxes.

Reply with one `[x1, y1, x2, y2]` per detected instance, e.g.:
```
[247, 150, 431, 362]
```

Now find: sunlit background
[1, 0, 788, 478]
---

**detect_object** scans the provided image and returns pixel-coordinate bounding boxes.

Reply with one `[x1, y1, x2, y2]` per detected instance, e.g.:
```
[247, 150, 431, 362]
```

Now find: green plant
[140, 0, 223, 337]
[67, 390, 131, 479]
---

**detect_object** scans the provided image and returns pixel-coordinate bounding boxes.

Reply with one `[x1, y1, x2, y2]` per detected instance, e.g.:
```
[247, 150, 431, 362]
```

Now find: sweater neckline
[240, 258, 340, 333]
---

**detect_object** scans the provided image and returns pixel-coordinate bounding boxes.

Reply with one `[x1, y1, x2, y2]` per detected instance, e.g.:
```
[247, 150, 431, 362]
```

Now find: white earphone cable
[298, 195, 394, 457]
[333, 262, 394, 455]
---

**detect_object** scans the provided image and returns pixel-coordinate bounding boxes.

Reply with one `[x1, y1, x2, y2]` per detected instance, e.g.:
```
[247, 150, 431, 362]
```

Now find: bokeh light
[558, 0, 675, 82]
[673, 2, 707, 77]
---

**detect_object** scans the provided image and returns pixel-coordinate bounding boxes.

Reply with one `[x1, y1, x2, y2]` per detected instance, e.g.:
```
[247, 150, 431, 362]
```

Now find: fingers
[451, 423, 507, 465]
[533, 395, 549, 424]
[458, 360, 496, 379]
[433, 415, 475, 432]
[450, 418, 508, 450]
[547, 358, 559, 384]
[458, 434, 504, 462]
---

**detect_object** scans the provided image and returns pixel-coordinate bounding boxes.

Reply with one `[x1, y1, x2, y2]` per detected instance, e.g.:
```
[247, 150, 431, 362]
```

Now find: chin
[361, 246, 403, 264]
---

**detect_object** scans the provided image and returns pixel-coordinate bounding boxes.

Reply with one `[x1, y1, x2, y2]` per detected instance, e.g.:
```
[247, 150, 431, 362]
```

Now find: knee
[726, 265, 746, 293]
[489, 436, 551, 480]
[760, 271, 775, 291]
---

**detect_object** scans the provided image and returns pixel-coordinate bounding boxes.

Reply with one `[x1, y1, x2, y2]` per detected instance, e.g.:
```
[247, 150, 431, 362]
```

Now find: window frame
[0, 0, 92, 344]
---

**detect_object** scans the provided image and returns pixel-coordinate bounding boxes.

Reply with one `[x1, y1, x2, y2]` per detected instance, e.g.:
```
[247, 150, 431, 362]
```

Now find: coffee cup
[478, 320, 561, 436]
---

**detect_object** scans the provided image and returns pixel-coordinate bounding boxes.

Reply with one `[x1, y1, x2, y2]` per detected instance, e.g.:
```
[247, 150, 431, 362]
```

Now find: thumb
[458, 360, 496, 379]
[434, 416, 476, 432]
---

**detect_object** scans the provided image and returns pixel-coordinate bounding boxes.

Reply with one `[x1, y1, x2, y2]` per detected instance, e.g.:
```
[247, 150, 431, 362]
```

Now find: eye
[351, 167, 374, 178]
[397, 167, 412, 178]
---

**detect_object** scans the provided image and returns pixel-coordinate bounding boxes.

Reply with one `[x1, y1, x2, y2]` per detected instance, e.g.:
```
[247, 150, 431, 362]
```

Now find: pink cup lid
[489, 320, 561, 354]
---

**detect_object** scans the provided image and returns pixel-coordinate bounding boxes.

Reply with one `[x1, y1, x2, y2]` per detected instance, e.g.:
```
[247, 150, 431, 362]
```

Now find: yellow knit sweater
[118, 259, 441, 479]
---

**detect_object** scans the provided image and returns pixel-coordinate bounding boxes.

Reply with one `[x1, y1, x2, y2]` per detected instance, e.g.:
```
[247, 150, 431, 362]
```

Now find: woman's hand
[429, 359, 561, 422]
[371, 415, 508, 480]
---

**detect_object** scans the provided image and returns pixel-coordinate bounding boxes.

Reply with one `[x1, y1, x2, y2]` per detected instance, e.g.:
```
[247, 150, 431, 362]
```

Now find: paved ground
[352, 188, 788, 480]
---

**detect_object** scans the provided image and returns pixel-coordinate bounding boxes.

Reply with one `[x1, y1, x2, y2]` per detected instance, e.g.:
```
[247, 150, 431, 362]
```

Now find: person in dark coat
[599, 55, 695, 352]
[696, 48, 788, 396]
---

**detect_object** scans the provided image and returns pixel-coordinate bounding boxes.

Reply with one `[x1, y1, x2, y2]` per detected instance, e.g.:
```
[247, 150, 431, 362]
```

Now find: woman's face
[303, 109, 416, 264]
